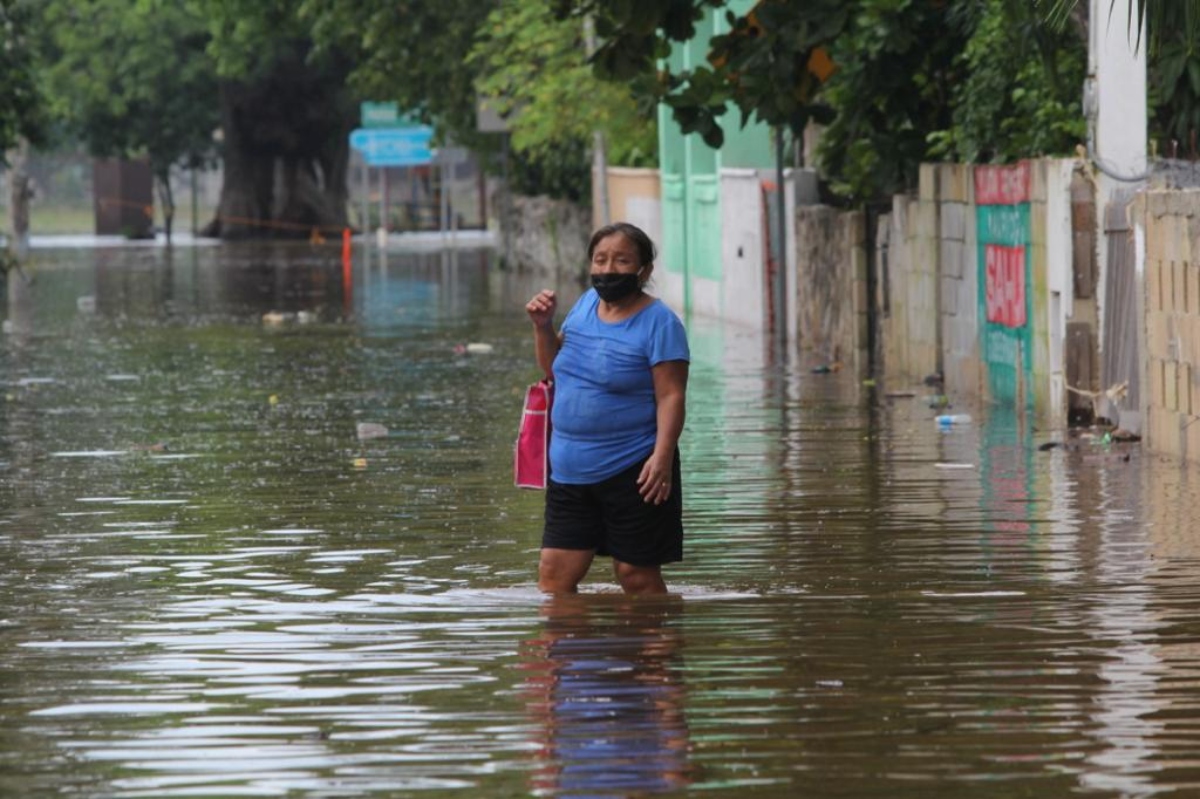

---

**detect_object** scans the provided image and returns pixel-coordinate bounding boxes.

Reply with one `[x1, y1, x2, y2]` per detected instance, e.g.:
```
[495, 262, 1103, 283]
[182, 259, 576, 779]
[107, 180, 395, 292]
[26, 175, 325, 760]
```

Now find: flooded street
[3, 242, 1200, 798]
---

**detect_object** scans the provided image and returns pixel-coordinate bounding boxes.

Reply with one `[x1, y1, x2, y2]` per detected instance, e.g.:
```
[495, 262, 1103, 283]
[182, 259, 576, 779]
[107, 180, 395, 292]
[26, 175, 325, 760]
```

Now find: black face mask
[592, 272, 641, 303]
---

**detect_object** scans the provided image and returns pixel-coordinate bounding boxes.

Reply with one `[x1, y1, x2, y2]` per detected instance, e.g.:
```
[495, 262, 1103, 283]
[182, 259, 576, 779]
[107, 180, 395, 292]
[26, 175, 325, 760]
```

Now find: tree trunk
[155, 171, 175, 245]
[7, 138, 32, 260]
[204, 50, 355, 240]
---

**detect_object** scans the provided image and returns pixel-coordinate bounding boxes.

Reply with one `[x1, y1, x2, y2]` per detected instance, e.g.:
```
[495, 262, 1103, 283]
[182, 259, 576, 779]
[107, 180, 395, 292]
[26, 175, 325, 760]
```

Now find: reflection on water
[3, 243, 1200, 797]
[521, 594, 690, 796]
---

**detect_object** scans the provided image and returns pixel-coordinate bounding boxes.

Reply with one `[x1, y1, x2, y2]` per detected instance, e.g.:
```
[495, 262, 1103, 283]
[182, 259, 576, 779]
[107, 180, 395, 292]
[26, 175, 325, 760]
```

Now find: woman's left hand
[636, 455, 673, 505]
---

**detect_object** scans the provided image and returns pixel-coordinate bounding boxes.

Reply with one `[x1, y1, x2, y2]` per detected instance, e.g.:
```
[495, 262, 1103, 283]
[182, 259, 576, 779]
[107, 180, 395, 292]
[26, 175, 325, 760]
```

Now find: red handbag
[514, 379, 553, 489]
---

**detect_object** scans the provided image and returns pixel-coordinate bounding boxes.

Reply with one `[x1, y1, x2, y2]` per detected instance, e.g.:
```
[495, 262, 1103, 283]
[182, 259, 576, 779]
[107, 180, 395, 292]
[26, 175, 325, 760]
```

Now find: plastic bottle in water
[936, 414, 972, 427]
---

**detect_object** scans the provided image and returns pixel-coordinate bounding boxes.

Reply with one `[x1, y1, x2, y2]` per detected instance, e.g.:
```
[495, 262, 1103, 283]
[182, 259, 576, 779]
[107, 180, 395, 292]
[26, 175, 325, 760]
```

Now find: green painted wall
[656, 0, 774, 307]
[975, 164, 1034, 410]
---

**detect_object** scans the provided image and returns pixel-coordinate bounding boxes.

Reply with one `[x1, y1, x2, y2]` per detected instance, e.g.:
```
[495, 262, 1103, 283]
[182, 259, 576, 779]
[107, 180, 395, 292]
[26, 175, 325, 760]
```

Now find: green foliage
[555, 0, 727, 147]
[195, 0, 308, 79]
[296, 0, 499, 149]
[702, 1, 846, 135]
[561, 0, 720, 81]
[0, 0, 44, 157]
[40, 0, 218, 176]
[927, 2, 1086, 165]
[560, 0, 846, 149]
[1146, 3, 1200, 152]
[297, 0, 629, 199]
[570, 0, 1092, 204]
[1044, 1, 1200, 156]
[471, 0, 657, 168]
[816, 1, 967, 203]
[509, 140, 593, 204]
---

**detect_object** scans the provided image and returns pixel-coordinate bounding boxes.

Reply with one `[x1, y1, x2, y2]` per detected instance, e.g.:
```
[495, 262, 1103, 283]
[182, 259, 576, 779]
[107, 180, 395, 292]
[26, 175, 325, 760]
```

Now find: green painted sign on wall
[975, 162, 1033, 407]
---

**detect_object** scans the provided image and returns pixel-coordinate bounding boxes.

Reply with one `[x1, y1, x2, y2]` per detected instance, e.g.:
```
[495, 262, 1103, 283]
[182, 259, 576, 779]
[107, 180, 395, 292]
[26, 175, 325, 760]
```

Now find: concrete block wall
[1137, 188, 1200, 461]
[936, 164, 979, 398]
[504, 195, 591, 281]
[795, 206, 868, 371]
[881, 193, 941, 387]
[1027, 160, 1051, 417]
[797, 158, 1080, 428]
[879, 159, 1073, 425]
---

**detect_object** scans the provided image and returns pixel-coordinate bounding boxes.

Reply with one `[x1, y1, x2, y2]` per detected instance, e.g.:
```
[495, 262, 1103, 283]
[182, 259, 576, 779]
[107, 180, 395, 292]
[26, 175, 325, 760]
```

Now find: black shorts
[542, 450, 683, 567]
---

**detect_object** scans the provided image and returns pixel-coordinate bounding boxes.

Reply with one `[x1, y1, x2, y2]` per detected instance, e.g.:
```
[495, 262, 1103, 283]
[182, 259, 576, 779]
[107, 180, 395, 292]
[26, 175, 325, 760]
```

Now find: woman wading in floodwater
[524, 222, 690, 595]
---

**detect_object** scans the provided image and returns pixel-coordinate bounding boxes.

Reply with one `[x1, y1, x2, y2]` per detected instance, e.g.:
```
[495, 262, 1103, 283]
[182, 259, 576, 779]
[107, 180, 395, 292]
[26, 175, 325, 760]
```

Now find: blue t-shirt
[550, 290, 689, 484]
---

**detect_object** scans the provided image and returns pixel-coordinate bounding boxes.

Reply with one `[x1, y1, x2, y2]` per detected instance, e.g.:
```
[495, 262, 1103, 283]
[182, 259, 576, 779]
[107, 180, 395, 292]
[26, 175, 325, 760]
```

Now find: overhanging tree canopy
[0, 0, 43, 158]
[40, 0, 218, 241]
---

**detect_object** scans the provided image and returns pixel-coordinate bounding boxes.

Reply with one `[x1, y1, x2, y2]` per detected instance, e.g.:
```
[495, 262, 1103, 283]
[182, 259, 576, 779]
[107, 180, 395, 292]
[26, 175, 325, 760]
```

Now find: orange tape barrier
[97, 196, 367, 243]
[96, 197, 154, 218]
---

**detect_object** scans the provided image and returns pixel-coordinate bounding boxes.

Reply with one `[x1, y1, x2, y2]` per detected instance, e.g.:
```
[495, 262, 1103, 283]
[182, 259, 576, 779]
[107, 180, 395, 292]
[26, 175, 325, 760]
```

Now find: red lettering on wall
[974, 162, 1031, 205]
[985, 245, 1026, 328]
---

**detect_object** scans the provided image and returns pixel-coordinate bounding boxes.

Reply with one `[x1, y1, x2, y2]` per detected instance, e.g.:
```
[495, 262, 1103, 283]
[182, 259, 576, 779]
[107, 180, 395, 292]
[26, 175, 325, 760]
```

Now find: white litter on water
[356, 422, 389, 440]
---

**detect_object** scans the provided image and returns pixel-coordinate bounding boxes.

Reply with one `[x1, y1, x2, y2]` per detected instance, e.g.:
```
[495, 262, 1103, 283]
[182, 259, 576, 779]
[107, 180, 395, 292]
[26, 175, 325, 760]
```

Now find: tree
[1045, 0, 1200, 156]
[570, 0, 1093, 204]
[40, 0, 218, 242]
[300, 0, 618, 203]
[196, 0, 356, 239]
[297, 0, 498, 149]
[1140, 3, 1200, 154]
[469, 0, 657, 204]
[927, 2, 1086, 167]
[554, 0, 845, 149]
[0, 0, 42, 157]
[471, 0, 656, 167]
[815, 2, 969, 203]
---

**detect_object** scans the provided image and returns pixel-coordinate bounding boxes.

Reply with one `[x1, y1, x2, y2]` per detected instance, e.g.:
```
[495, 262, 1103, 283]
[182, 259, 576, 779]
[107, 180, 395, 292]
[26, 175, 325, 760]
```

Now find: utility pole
[1086, 0, 1147, 413]
[774, 127, 788, 352]
[584, 15, 611, 226]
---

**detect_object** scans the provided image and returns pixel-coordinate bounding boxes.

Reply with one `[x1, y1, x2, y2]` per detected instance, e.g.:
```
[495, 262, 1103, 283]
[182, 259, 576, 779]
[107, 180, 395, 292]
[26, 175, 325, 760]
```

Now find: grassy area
[28, 206, 95, 235]
[18, 204, 212, 236]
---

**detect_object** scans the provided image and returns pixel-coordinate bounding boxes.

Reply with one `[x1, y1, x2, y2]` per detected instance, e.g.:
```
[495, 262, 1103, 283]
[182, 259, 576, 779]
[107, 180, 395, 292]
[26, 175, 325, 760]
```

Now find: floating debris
[51, 450, 127, 458]
[356, 422, 389, 440]
[935, 414, 972, 427]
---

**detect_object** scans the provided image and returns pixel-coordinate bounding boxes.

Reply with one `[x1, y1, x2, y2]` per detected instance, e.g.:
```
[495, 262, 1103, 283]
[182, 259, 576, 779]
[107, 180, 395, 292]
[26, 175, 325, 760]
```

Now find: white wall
[719, 169, 767, 329]
[1089, 0, 1147, 349]
[784, 169, 800, 347]
[623, 195, 674, 312]
[1045, 160, 1077, 429]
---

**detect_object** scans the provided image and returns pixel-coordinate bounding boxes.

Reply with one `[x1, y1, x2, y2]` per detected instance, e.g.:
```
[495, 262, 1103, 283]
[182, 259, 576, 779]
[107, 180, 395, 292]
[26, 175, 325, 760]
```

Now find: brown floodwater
[1, 241, 1199, 798]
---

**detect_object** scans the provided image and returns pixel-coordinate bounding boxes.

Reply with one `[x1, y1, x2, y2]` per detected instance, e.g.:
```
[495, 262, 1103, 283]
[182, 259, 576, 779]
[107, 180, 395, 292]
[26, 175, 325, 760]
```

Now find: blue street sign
[349, 126, 434, 167]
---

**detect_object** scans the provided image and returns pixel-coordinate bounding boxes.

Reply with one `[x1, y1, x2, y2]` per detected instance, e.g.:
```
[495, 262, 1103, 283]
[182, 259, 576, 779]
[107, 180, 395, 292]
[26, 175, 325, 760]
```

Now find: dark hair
[587, 222, 656, 267]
